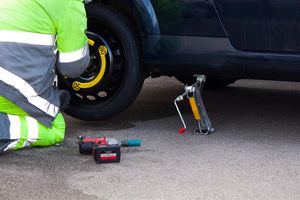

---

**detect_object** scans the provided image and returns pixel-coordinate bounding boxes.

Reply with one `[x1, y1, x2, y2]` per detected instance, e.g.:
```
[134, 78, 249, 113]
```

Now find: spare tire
[58, 4, 145, 121]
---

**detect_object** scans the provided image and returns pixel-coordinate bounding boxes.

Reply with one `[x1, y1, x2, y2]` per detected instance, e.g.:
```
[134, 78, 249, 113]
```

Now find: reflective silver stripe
[59, 43, 89, 63]
[4, 140, 19, 151]
[7, 114, 21, 140]
[0, 31, 56, 46]
[23, 116, 39, 147]
[4, 115, 21, 151]
[0, 67, 59, 118]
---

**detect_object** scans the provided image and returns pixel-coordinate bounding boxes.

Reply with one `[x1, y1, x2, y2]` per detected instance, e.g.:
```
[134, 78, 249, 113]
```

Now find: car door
[214, 0, 300, 53]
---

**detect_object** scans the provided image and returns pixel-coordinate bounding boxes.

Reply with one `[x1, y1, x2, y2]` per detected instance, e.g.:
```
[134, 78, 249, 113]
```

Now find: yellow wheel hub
[72, 39, 107, 91]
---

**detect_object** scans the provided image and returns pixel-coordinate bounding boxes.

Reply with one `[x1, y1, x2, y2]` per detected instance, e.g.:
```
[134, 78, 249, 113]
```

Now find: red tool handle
[178, 128, 186, 134]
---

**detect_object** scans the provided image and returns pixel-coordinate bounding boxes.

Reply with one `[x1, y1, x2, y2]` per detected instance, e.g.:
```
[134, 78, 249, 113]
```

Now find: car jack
[174, 75, 215, 135]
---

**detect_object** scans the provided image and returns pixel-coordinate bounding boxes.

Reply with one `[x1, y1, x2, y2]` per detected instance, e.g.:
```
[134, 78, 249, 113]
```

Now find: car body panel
[124, 0, 160, 34]
[151, 0, 226, 37]
[214, 0, 300, 53]
[95, 0, 300, 81]
[123, 0, 227, 36]
[144, 35, 300, 81]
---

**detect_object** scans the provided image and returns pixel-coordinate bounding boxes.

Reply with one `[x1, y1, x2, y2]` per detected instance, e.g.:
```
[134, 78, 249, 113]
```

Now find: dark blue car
[59, 0, 300, 121]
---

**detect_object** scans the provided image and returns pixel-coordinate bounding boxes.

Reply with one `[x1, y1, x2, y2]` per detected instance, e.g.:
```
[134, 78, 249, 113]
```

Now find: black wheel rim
[59, 17, 128, 109]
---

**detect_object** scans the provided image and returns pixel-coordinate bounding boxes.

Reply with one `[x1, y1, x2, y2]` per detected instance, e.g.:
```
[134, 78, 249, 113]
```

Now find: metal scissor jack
[174, 75, 215, 135]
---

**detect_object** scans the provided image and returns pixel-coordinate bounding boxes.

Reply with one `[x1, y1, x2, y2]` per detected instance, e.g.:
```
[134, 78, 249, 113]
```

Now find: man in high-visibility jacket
[0, 0, 91, 152]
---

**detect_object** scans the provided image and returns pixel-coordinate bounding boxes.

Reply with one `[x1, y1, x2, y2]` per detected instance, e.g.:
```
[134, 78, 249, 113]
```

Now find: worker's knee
[32, 113, 66, 147]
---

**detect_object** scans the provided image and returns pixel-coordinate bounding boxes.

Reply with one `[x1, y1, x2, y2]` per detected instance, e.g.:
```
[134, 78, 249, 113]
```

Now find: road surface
[1, 77, 300, 200]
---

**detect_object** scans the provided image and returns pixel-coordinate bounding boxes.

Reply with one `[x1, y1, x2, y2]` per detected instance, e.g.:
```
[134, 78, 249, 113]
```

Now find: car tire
[58, 4, 145, 121]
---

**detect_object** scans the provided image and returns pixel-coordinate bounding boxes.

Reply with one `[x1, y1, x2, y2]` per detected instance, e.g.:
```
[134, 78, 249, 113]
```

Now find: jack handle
[174, 89, 190, 134]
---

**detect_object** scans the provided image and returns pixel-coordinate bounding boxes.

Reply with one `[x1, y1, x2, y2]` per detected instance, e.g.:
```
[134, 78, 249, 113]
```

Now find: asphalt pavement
[1, 77, 300, 200]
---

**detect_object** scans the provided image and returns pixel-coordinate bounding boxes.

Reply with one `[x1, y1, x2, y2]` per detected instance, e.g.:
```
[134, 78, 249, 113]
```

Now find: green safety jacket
[0, 0, 89, 128]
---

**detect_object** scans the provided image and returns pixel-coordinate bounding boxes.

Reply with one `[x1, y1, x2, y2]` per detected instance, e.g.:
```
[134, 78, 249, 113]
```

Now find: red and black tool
[78, 136, 141, 164]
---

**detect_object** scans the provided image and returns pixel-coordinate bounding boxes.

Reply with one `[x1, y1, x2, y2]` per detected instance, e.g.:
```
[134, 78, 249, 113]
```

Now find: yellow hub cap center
[72, 39, 107, 91]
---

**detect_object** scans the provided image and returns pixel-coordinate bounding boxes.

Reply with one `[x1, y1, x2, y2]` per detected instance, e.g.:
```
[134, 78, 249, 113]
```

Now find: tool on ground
[78, 136, 141, 164]
[174, 75, 215, 135]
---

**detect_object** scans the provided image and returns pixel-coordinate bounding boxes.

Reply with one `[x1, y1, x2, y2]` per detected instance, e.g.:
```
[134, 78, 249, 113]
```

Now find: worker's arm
[55, 0, 90, 78]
